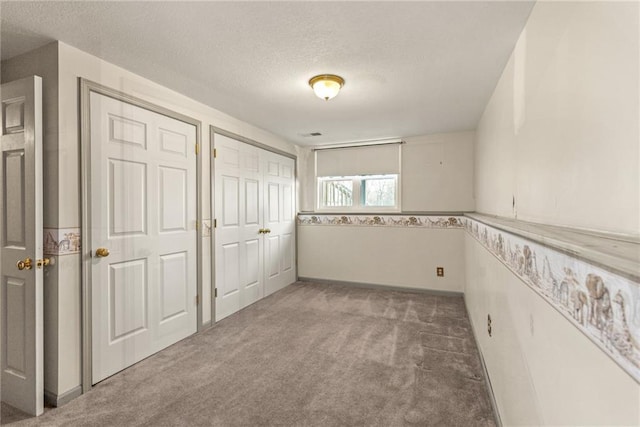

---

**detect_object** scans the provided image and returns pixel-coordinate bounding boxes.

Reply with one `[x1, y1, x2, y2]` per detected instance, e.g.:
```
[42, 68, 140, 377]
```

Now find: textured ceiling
[1, 1, 534, 146]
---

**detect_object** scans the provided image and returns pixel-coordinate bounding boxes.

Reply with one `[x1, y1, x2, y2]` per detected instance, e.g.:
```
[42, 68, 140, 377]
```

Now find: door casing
[80, 79, 203, 393]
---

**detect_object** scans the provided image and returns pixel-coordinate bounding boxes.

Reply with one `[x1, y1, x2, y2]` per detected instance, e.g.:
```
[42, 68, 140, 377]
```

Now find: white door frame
[80, 79, 203, 393]
[209, 126, 297, 323]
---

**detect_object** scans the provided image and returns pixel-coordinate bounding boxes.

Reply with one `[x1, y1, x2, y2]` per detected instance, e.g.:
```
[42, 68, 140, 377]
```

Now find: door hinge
[196, 295, 200, 305]
[213, 148, 217, 158]
[195, 220, 199, 230]
[214, 219, 217, 228]
[195, 143, 200, 155]
[214, 288, 218, 298]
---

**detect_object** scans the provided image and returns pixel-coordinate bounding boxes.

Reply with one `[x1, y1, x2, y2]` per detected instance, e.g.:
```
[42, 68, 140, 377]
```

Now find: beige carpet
[2, 281, 496, 426]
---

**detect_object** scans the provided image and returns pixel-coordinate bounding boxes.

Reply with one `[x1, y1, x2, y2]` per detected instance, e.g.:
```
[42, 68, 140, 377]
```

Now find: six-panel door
[214, 134, 295, 321]
[214, 135, 264, 321]
[90, 92, 197, 383]
[263, 150, 296, 297]
[0, 76, 44, 416]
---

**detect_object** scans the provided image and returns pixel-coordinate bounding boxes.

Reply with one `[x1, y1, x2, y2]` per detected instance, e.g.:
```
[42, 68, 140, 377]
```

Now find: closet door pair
[213, 134, 295, 321]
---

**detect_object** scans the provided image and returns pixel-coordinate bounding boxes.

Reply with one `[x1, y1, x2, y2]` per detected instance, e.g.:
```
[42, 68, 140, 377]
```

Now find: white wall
[298, 130, 475, 214]
[469, 2, 640, 425]
[297, 145, 315, 212]
[402, 131, 474, 212]
[299, 225, 465, 293]
[475, 1, 640, 236]
[465, 236, 640, 426]
[297, 132, 474, 292]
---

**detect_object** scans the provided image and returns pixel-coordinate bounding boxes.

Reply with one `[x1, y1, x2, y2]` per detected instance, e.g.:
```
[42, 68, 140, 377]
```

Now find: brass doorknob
[36, 258, 51, 269]
[264, 229, 271, 234]
[95, 248, 110, 258]
[17, 257, 33, 270]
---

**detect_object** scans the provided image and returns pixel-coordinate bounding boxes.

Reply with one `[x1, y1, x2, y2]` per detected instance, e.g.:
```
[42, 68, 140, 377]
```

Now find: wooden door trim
[79, 79, 203, 393]
[209, 126, 297, 324]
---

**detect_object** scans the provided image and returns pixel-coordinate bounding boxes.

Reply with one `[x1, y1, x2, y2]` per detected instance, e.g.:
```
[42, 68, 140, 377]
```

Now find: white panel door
[213, 134, 295, 320]
[263, 151, 296, 296]
[214, 135, 263, 321]
[90, 93, 197, 383]
[0, 76, 44, 415]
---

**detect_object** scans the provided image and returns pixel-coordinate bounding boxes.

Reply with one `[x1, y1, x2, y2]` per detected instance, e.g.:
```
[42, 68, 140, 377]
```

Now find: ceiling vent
[299, 132, 322, 137]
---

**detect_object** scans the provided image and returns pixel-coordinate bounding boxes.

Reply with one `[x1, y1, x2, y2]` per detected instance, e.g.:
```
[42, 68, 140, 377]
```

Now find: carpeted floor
[2, 281, 496, 426]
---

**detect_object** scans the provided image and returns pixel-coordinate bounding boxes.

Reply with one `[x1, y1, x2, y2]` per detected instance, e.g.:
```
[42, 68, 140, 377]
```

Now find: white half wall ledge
[466, 213, 640, 283]
[464, 216, 640, 384]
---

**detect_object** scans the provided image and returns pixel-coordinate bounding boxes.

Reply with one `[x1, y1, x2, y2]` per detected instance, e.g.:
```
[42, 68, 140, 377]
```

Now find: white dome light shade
[309, 74, 345, 101]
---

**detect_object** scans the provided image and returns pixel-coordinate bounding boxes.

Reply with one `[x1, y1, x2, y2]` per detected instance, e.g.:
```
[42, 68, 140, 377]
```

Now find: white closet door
[213, 135, 295, 320]
[0, 76, 44, 416]
[214, 135, 264, 321]
[263, 151, 296, 296]
[90, 92, 197, 384]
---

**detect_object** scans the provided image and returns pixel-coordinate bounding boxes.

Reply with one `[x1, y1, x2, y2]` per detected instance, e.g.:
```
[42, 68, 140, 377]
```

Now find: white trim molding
[44, 386, 82, 408]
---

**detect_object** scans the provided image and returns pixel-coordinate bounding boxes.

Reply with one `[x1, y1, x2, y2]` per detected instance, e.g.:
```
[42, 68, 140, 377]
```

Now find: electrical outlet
[487, 314, 492, 337]
[436, 267, 444, 277]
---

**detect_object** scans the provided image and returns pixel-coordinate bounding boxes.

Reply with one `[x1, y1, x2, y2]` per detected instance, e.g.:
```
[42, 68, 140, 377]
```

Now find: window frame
[316, 174, 400, 212]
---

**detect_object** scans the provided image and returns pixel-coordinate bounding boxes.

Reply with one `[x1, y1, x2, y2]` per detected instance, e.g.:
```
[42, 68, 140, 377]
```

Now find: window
[320, 178, 353, 207]
[318, 174, 398, 210]
[315, 143, 401, 211]
[362, 175, 396, 207]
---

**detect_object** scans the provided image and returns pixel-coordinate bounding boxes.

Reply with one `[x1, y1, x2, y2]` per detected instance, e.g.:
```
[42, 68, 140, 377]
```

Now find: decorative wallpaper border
[44, 228, 81, 256]
[202, 219, 212, 238]
[464, 217, 640, 383]
[43, 221, 213, 255]
[297, 214, 464, 228]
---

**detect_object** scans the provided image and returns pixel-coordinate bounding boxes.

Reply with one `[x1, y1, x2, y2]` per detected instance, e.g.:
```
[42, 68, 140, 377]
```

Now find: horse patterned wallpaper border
[297, 213, 640, 382]
[44, 228, 81, 256]
[297, 214, 464, 228]
[464, 217, 640, 383]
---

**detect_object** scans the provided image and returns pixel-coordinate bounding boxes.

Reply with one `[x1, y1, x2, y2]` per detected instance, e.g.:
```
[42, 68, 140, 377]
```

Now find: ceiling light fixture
[309, 74, 345, 101]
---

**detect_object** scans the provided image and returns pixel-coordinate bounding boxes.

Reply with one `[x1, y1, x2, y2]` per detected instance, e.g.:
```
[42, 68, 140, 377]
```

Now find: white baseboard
[44, 385, 82, 407]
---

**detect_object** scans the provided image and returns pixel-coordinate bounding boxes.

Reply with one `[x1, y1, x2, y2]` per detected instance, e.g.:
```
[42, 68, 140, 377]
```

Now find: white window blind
[315, 144, 400, 177]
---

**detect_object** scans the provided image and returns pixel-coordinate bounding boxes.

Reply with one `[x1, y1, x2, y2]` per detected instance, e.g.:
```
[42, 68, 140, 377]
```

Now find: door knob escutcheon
[95, 248, 110, 258]
[17, 257, 33, 270]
